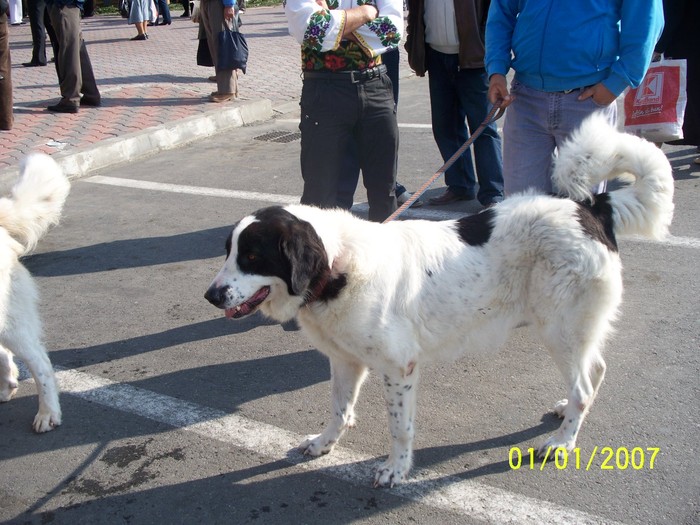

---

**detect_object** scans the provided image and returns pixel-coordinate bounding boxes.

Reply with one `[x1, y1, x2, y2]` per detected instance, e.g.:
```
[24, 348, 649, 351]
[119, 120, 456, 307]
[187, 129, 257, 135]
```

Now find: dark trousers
[299, 72, 398, 222]
[426, 47, 504, 204]
[335, 48, 400, 211]
[155, 0, 171, 24]
[47, 3, 99, 106]
[26, 0, 47, 65]
[0, 13, 12, 130]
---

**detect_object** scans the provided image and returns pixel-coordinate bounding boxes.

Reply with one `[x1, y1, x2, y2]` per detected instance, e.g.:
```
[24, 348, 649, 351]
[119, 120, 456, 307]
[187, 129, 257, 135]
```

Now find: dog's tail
[552, 114, 674, 239]
[0, 154, 70, 254]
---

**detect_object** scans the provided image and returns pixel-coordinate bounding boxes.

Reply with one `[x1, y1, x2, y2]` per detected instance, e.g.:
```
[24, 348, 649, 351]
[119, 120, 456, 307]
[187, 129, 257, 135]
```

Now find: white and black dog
[0, 154, 69, 432]
[205, 116, 674, 487]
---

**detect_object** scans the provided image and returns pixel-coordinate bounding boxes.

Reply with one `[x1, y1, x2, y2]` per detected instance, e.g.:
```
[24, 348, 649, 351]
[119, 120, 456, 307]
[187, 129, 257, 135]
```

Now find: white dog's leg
[539, 353, 606, 457]
[374, 363, 419, 488]
[0, 345, 19, 402]
[300, 357, 368, 456]
[8, 335, 62, 433]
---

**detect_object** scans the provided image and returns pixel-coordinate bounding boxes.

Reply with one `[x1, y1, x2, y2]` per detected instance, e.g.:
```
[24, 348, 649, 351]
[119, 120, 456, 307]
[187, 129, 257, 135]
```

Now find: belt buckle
[350, 70, 361, 83]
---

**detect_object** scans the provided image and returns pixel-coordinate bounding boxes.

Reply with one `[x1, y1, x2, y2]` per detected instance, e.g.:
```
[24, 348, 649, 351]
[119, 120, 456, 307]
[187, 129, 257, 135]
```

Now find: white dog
[205, 116, 674, 487]
[0, 154, 70, 432]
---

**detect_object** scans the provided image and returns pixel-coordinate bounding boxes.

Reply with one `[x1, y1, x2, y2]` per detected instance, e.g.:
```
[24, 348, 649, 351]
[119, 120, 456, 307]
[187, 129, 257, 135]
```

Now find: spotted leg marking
[374, 363, 419, 487]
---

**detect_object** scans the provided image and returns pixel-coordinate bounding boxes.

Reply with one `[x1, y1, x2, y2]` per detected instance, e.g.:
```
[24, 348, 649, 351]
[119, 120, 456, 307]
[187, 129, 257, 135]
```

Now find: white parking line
[84, 176, 700, 249]
[52, 366, 621, 525]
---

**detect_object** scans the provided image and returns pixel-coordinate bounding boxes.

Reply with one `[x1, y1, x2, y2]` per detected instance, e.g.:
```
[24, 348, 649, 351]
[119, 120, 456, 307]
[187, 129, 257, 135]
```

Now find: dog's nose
[204, 285, 229, 307]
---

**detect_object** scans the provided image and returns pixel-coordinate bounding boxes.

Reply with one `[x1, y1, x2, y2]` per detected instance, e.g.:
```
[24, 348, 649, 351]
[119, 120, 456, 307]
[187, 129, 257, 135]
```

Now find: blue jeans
[502, 79, 617, 195]
[426, 47, 504, 205]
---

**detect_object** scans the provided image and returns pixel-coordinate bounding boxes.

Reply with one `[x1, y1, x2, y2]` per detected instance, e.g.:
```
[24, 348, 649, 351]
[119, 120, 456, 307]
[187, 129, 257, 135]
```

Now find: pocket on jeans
[584, 95, 611, 109]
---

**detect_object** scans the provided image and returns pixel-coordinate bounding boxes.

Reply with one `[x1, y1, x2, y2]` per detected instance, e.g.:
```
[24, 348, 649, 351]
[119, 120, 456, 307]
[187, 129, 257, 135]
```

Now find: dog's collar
[304, 272, 331, 305]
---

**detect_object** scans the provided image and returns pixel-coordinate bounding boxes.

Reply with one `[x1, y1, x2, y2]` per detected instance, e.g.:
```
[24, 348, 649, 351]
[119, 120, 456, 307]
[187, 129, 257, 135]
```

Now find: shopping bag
[623, 59, 687, 142]
[197, 38, 214, 67]
[119, 0, 131, 18]
[216, 15, 248, 74]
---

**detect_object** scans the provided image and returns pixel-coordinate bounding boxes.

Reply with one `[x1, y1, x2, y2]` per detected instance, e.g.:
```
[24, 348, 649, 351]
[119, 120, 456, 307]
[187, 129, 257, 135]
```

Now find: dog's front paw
[33, 409, 61, 433]
[299, 434, 336, 457]
[537, 435, 575, 460]
[373, 459, 409, 488]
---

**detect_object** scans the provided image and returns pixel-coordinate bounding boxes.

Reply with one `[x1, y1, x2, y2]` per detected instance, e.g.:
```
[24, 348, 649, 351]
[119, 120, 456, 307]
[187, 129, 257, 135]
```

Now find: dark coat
[405, 0, 490, 77]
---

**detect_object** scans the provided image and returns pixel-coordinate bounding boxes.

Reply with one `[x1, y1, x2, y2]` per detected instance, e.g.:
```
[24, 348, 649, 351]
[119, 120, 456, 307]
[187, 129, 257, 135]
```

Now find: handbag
[216, 14, 248, 74]
[623, 58, 688, 143]
[197, 38, 214, 67]
[118, 0, 131, 18]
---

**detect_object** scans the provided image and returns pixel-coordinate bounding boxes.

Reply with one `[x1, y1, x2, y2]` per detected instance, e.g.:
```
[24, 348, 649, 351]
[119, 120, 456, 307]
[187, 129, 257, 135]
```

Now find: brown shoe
[208, 75, 217, 82]
[428, 188, 474, 206]
[209, 92, 235, 103]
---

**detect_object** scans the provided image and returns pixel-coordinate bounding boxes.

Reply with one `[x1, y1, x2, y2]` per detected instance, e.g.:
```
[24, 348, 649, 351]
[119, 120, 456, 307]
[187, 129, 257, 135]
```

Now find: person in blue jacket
[485, 0, 664, 196]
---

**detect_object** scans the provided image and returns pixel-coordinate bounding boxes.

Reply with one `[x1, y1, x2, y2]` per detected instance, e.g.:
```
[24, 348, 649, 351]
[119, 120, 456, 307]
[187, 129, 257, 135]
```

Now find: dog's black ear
[280, 219, 328, 296]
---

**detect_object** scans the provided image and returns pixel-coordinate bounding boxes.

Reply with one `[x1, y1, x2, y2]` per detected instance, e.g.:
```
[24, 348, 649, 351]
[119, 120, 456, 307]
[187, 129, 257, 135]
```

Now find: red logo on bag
[634, 71, 663, 105]
[624, 65, 681, 124]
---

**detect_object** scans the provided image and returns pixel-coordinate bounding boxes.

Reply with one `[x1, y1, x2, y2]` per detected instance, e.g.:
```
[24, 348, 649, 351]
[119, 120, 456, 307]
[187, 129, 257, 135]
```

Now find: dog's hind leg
[300, 356, 368, 457]
[374, 363, 420, 488]
[11, 337, 62, 433]
[0, 345, 19, 402]
[538, 347, 607, 457]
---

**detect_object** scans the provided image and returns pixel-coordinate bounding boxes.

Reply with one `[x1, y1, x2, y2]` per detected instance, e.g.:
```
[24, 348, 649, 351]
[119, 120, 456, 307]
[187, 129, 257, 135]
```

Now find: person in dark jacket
[46, 0, 100, 113]
[405, 0, 504, 208]
[654, 0, 699, 163]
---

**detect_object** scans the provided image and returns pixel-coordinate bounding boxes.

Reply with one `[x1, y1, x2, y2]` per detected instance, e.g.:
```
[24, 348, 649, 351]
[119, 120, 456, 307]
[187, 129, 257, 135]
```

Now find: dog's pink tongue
[225, 303, 252, 319]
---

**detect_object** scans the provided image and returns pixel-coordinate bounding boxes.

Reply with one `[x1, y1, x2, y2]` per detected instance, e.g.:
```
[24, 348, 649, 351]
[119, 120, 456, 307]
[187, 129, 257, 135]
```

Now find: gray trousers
[47, 3, 99, 106]
[200, 0, 236, 96]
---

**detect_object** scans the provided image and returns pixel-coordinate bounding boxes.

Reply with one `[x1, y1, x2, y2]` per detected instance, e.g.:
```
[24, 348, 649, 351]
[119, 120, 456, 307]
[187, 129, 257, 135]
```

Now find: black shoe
[180, 11, 190, 17]
[428, 188, 474, 206]
[80, 95, 101, 107]
[47, 103, 79, 114]
[131, 34, 147, 40]
[22, 61, 47, 67]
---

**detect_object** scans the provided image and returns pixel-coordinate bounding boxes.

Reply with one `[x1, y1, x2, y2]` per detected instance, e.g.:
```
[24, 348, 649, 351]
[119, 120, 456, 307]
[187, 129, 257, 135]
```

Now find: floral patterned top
[285, 0, 403, 72]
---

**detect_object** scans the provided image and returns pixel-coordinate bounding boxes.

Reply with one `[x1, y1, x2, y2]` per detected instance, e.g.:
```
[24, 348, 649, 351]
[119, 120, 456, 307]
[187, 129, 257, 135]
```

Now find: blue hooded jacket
[485, 0, 664, 96]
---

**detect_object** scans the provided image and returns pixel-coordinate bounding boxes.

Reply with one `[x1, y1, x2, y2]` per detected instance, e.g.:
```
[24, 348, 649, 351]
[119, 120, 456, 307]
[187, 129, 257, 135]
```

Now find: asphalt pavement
[1, 6, 699, 525]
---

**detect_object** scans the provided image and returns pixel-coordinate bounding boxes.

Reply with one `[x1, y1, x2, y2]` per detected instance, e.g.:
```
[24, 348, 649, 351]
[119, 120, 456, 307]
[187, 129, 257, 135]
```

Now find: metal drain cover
[254, 130, 301, 143]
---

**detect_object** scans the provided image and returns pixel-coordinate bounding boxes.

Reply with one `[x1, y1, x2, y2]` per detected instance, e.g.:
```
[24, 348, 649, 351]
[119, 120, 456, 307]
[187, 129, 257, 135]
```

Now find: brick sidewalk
[2, 7, 303, 173]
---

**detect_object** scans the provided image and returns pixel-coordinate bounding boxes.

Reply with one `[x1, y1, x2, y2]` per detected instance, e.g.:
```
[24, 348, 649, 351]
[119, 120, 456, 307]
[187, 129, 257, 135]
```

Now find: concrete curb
[0, 98, 273, 190]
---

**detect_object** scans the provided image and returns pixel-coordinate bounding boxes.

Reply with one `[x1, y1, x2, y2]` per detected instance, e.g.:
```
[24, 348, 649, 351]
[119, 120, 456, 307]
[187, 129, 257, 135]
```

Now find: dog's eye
[247, 253, 257, 261]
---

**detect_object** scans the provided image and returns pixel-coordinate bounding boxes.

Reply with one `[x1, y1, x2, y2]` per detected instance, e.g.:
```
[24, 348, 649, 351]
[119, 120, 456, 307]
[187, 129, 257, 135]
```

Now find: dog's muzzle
[204, 285, 229, 308]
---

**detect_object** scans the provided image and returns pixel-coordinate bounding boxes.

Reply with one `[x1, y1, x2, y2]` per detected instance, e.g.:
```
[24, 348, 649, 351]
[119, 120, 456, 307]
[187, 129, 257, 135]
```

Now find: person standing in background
[155, 0, 172, 25]
[128, 0, 154, 40]
[8, 0, 21, 24]
[23, 0, 48, 66]
[486, 0, 664, 196]
[199, 0, 238, 102]
[405, 0, 504, 208]
[46, 0, 101, 112]
[285, 0, 403, 222]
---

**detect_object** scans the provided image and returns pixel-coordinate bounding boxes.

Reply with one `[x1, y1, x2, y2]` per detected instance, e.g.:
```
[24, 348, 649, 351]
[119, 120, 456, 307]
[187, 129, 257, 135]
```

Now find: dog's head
[205, 206, 344, 322]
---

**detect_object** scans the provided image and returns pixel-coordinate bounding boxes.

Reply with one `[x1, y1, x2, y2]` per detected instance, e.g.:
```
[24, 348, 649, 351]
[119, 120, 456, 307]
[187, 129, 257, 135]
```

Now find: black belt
[303, 65, 387, 84]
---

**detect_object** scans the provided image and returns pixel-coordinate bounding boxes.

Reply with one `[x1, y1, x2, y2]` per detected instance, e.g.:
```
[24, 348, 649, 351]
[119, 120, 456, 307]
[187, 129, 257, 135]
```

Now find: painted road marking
[48, 366, 621, 525]
[84, 176, 700, 249]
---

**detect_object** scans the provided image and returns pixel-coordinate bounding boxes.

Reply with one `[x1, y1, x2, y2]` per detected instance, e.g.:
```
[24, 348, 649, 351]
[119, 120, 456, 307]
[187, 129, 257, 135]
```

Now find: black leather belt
[303, 64, 387, 83]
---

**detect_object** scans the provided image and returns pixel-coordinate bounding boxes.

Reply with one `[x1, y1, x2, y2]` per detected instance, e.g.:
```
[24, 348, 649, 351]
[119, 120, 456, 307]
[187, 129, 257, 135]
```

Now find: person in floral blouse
[285, 0, 403, 222]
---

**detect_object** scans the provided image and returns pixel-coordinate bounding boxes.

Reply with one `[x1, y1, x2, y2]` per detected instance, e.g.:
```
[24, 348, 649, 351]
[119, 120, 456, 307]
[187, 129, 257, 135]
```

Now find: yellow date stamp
[509, 446, 660, 471]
